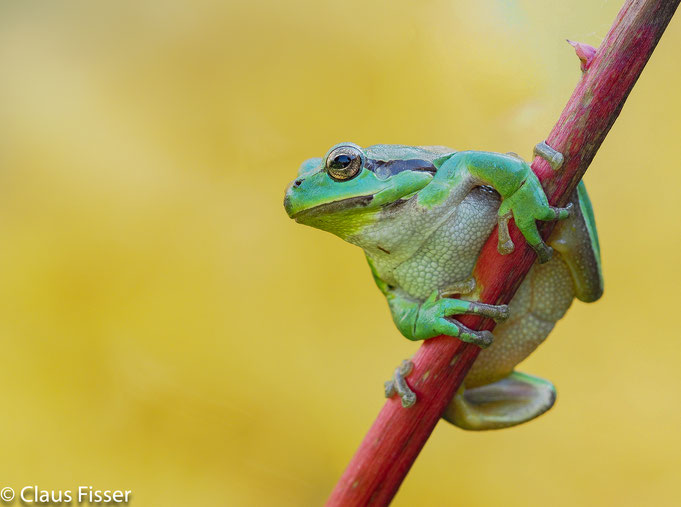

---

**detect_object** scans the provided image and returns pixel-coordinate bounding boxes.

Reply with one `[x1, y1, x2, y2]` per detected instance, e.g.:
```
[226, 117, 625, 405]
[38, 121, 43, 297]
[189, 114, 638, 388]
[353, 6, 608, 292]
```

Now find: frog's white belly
[379, 187, 576, 386]
[392, 187, 500, 300]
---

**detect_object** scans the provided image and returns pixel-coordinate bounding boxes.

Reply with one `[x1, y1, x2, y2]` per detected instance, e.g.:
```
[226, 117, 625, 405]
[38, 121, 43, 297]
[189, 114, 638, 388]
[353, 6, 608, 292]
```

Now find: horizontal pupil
[331, 154, 353, 169]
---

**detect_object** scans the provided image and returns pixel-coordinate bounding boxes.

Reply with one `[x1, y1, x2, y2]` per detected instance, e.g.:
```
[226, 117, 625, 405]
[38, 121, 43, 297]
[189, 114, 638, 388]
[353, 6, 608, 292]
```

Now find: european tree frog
[284, 142, 602, 430]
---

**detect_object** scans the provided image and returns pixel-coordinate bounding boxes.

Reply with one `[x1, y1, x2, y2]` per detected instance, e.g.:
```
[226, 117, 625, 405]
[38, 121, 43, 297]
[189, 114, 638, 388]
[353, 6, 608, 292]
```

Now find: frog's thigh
[466, 254, 574, 388]
[442, 372, 555, 430]
[549, 181, 604, 303]
[442, 256, 574, 430]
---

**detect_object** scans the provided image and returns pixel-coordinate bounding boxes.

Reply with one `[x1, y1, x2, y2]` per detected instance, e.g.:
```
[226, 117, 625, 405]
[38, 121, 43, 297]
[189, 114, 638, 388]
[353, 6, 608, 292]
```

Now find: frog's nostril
[293, 178, 303, 188]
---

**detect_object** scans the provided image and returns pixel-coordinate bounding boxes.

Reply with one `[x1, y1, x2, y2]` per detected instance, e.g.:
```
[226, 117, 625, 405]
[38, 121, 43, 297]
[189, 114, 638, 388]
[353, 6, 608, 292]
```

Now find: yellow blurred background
[0, 1, 679, 505]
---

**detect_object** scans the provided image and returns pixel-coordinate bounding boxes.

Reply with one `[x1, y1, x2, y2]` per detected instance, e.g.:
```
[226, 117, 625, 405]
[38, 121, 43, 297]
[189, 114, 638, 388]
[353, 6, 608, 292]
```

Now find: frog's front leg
[370, 260, 508, 407]
[367, 258, 508, 347]
[424, 151, 572, 263]
[382, 287, 510, 408]
[388, 290, 509, 347]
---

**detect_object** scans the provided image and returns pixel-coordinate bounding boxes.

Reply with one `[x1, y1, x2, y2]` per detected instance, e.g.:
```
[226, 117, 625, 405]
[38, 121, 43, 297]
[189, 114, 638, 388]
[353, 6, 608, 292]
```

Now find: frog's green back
[364, 144, 455, 162]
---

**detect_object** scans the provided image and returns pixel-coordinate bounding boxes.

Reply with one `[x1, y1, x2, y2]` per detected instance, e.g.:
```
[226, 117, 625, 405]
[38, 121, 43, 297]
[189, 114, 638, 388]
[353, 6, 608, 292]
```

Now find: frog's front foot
[413, 291, 506, 347]
[384, 359, 416, 408]
[497, 190, 573, 264]
[494, 142, 573, 263]
[446, 320, 495, 348]
[497, 210, 515, 255]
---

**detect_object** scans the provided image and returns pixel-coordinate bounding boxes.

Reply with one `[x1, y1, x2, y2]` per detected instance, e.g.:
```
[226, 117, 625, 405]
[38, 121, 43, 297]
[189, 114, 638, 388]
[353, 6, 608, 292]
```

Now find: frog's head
[284, 142, 435, 238]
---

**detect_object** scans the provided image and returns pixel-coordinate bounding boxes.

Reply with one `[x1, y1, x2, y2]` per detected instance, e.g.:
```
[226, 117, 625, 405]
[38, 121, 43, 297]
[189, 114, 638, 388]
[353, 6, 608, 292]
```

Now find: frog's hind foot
[384, 359, 417, 408]
[442, 371, 556, 430]
[534, 140, 564, 171]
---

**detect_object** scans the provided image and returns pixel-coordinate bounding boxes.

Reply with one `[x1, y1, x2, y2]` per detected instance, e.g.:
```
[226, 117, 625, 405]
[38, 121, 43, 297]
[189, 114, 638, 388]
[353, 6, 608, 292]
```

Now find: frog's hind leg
[442, 253, 573, 430]
[442, 371, 556, 430]
[549, 181, 604, 302]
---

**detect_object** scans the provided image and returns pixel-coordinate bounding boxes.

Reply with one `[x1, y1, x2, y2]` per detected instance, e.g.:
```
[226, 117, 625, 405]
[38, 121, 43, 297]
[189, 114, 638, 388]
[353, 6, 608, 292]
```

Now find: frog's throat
[291, 195, 374, 222]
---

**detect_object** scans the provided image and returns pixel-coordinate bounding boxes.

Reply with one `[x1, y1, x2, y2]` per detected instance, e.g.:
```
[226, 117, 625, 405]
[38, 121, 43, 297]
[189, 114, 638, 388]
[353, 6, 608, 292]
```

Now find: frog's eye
[326, 146, 363, 181]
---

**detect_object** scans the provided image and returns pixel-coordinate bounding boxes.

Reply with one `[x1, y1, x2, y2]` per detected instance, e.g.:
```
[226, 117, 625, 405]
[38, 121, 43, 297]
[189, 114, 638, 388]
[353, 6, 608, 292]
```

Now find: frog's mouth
[291, 195, 374, 221]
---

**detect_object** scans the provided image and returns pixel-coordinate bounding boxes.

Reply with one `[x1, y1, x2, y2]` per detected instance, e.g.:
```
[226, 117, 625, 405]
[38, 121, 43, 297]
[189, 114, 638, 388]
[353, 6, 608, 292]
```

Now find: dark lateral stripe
[365, 158, 436, 176]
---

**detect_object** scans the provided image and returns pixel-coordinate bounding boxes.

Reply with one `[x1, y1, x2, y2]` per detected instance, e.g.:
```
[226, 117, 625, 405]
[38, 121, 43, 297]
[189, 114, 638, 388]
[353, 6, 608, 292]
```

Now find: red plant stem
[327, 1, 679, 505]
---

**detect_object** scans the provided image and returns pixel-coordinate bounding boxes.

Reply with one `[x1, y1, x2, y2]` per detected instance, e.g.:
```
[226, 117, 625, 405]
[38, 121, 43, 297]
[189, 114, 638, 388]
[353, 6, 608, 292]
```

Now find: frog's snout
[283, 192, 293, 217]
[284, 178, 302, 217]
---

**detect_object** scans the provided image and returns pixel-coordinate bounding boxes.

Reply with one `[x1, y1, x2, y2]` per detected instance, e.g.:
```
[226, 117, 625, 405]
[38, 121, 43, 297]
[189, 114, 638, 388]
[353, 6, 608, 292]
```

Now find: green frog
[284, 142, 602, 430]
